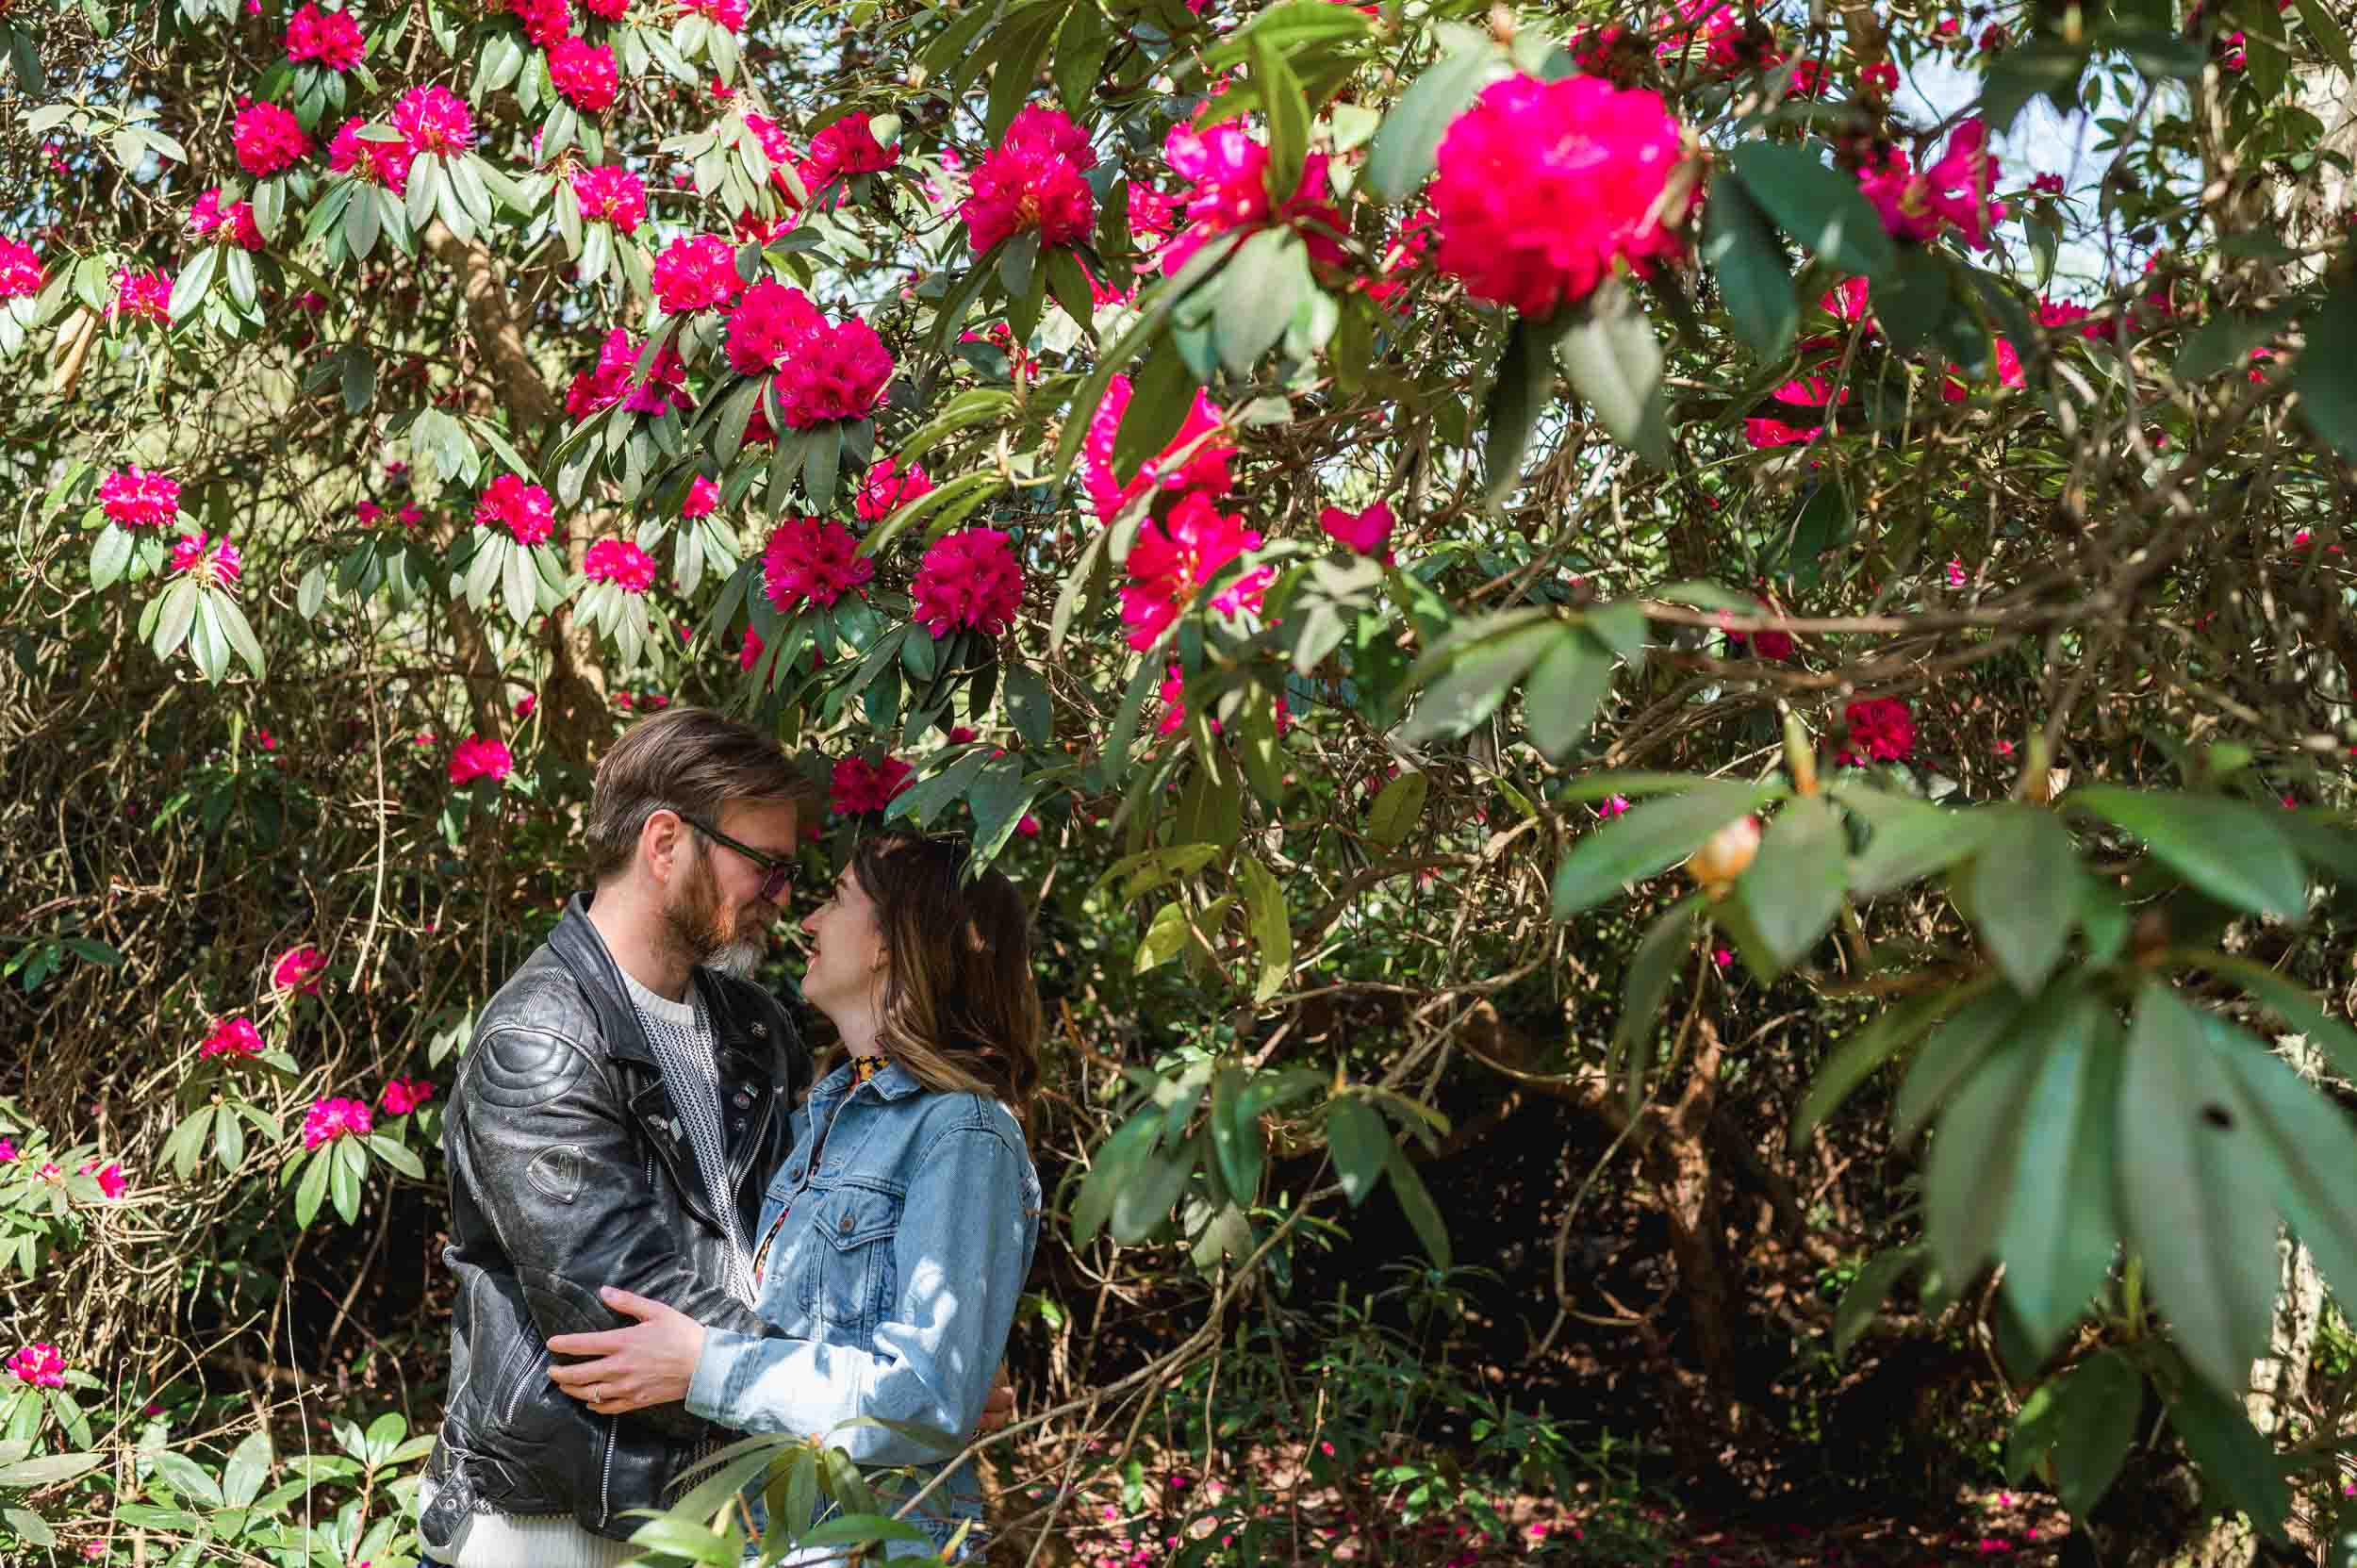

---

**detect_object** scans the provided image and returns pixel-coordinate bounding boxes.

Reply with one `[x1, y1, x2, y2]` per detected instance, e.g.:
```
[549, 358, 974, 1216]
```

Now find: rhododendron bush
[5, 0, 2357, 1560]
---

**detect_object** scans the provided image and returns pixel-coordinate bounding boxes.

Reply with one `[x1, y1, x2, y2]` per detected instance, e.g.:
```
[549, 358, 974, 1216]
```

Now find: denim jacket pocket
[796, 1180, 903, 1331]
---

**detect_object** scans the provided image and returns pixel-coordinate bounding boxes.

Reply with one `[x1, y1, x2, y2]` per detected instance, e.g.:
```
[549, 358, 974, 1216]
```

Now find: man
[419, 707, 1007, 1567]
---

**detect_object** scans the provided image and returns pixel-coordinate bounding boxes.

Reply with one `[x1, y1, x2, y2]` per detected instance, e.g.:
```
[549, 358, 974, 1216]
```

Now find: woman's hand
[546, 1286, 707, 1415]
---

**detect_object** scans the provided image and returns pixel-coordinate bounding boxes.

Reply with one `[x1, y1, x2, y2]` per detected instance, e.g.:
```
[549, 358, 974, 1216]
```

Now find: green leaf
[1384, 1142, 1453, 1268]
[1109, 334, 1195, 492]
[1523, 630, 1610, 761]
[222, 1430, 272, 1510]
[2193, 951, 2357, 1090]
[90, 525, 134, 592]
[210, 593, 266, 680]
[151, 578, 200, 660]
[1832, 781, 1989, 898]
[2069, 786, 2307, 920]
[1365, 43, 1503, 204]
[1400, 622, 1559, 745]
[2216, 1032, 2357, 1341]
[1791, 978, 1988, 1149]
[3, 1504, 55, 1546]
[1993, 1004, 2121, 1364]
[1736, 797, 1848, 971]
[293, 1147, 330, 1230]
[1482, 317, 1557, 505]
[1966, 806, 2082, 994]
[168, 244, 218, 322]
[1894, 984, 2031, 1144]
[1237, 855, 1292, 1004]
[1073, 1111, 1159, 1246]
[365, 1134, 425, 1181]
[1552, 284, 1671, 469]
[1832, 1246, 1920, 1362]
[1551, 777, 1772, 919]
[1251, 30, 1310, 209]
[795, 1513, 935, 1549]
[2296, 0, 2354, 74]
[1701, 172, 1797, 359]
[2007, 1350, 2141, 1519]
[1136, 901, 1191, 973]
[1869, 247, 1953, 355]
[1210, 1065, 1261, 1204]
[1214, 228, 1310, 374]
[328, 1135, 364, 1224]
[2164, 1371, 2290, 1541]
[1325, 1098, 1390, 1206]
[1728, 140, 1897, 283]
[1978, 39, 2091, 132]
[2119, 984, 2283, 1399]
[1364, 770, 1428, 850]
[0, 1451, 103, 1489]
[1612, 895, 1702, 1112]
[1107, 1141, 1192, 1244]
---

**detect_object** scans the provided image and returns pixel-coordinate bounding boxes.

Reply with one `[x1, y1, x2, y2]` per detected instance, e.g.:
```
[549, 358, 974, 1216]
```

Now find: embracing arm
[684, 1125, 1036, 1465]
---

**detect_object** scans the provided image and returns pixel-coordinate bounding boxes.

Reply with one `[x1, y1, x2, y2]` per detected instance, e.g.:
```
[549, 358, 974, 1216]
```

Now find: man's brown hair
[848, 830, 1044, 1119]
[583, 707, 822, 883]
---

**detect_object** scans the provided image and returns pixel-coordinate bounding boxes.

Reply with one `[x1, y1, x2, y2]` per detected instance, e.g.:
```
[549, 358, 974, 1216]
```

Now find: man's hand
[546, 1286, 706, 1415]
[975, 1363, 1015, 1434]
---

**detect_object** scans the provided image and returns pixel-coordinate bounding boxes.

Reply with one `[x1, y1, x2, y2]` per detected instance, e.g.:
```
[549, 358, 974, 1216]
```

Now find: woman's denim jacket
[684, 1058, 1040, 1560]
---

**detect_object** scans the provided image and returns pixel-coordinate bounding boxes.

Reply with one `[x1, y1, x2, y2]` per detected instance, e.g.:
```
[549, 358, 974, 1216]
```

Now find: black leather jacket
[420, 894, 810, 1551]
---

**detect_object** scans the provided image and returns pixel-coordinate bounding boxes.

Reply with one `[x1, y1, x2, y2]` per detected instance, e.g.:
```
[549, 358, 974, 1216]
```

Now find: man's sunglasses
[675, 811, 796, 904]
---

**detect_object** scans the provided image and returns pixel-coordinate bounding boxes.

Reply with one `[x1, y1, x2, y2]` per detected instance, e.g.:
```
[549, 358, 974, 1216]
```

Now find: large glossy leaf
[1325, 1098, 1390, 1206]
[2069, 786, 2307, 920]
[2194, 950, 2357, 1090]
[1832, 780, 1990, 898]
[1727, 140, 1897, 283]
[1791, 977, 1989, 1149]
[1993, 1005, 2121, 1362]
[1553, 284, 1671, 469]
[2164, 1369, 2290, 1541]
[1735, 796, 1847, 971]
[1552, 777, 1774, 918]
[1522, 629, 1610, 760]
[1832, 1245, 1921, 1362]
[2213, 1029, 2357, 1347]
[1894, 983, 2033, 1144]
[2118, 984, 2283, 1399]
[1481, 316, 1558, 505]
[1365, 43, 1503, 204]
[2004, 1349, 2141, 1519]
[1700, 172, 1797, 359]
[1610, 894, 1702, 1112]
[1398, 621, 1558, 744]
[1966, 806, 2081, 994]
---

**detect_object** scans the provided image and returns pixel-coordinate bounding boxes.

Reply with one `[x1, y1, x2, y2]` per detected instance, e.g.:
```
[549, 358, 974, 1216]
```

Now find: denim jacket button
[839, 1213, 854, 1234]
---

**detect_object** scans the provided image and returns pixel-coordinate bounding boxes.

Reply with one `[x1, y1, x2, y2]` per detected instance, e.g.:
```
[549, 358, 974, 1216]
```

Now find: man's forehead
[716, 797, 801, 855]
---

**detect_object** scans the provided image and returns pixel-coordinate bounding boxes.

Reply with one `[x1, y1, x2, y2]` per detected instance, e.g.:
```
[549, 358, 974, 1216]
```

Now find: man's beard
[663, 848, 766, 981]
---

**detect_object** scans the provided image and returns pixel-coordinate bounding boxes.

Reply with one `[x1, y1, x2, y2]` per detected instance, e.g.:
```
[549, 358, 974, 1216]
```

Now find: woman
[545, 830, 1044, 1561]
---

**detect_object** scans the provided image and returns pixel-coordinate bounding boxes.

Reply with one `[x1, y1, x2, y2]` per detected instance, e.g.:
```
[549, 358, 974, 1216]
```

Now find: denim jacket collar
[812, 1056, 925, 1105]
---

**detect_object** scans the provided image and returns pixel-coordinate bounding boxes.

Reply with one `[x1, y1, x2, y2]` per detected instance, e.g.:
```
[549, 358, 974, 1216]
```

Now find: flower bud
[1686, 815, 1762, 891]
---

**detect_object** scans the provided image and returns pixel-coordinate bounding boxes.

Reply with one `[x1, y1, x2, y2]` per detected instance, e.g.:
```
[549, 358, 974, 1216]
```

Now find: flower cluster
[1159, 123, 1344, 274]
[804, 114, 900, 197]
[1743, 375, 1848, 448]
[200, 1016, 266, 1058]
[0, 237, 42, 299]
[272, 945, 327, 993]
[1430, 74, 1696, 320]
[285, 2, 365, 69]
[302, 1097, 374, 1148]
[233, 102, 310, 177]
[652, 234, 745, 313]
[100, 468, 180, 529]
[585, 536, 659, 593]
[682, 0, 747, 26]
[912, 528, 1023, 638]
[723, 276, 820, 372]
[1082, 375, 1234, 520]
[565, 326, 692, 420]
[111, 268, 172, 322]
[1856, 118, 2003, 250]
[1319, 501, 1394, 562]
[962, 105, 1097, 255]
[722, 286, 893, 426]
[683, 474, 722, 519]
[330, 116, 414, 190]
[476, 474, 557, 544]
[854, 455, 932, 520]
[391, 85, 473, 156]
[1120, 492, 1268, 650]
[378, 1077, 435, 1115]
[171, 530, 243, 589]
[570, 163, 647, 232]
[190, 189, 266, 250]
[506, 0, 571, 46]
[830, 754, 914, 816]
[6, 1345, 65, 1388]
[449, 735, 514, 784]
[761, 515, 874, 611]
[1838, 697, 1916, 764]
[583, 0, 629, 17]
[550, 39, 620, 112]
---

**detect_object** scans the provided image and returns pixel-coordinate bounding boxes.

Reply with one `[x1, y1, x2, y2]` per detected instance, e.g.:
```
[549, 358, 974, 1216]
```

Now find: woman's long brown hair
[848, 830, 1043, 1120]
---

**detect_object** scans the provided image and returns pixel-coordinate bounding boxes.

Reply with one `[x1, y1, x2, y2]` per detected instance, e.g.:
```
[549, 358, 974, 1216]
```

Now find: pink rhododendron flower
[1947, 558, 1968, 587]
[1083, 375, 1233, 519]
[768, 313, 894, 427]
[804, 114, 900, 194]
[506, 0, 571, 45]
[1940, 337, 2025, 401]
[585, 536, 659, 593]
[1430, 74, 1696, 320]
[2029, 172, 2066, 195]
[723, 276, 821, 372]
[583, 0, 629, 15]
[1363, 206, 1437, 310]
[911, 527, 1023, 637]
[1159, 123, 1344, 274]
[7, 1345, 65, 1388]
[391, 85, 474, 156]
[1119, 491, 1264, 650]
[652, 234, 746, 313]
[1723, 600, 1795, 660]
[1858, 58, 1899, 92]
[378, 1077, 435, 1115]
[962, 105, 1097, 254]
[565, 326, 692, 420]
[301, 1096, 373, 1148]
[570, 163, 647, 232]
[1979, 22, 2007, 50]
[272, 945, 326, 994]
[476, 474, 556, 544]
[190, 189, 266, 250]
[682, 0, 746, 26]
[1597, 794, 1632, 818]
[515, 693, 538, 718]
[854, 455, 932, 520]
[356, 501, 384, 523]
[0, 1140, 15, 1162]
[79, 1161, 128, 1199]
[1856, 118, 2004, 250]
[100, 468, 181, 529]
[830, 754, 914, 815]
[448, 735, 514, 784]
[200, 1016, 266, 1058]
[233, 102, 310, 177]
[551, 39, 621, 111]
[761, 515, 874, 611]
[739, 625, 765, 670]
[1838, 697, 1916, 764]
[1128, 182, 1179, 252]
[0, 237, 43, 299]
[171, 531, 244, 589]
[1016, 814, 1040, 836]
[1319, 501, 1394, 561]
[1743, 376, 1848, 447]
[285, 2, 365, 69]
[110, 269, 173, 322]
[330, 116, 414, 190]
[683, 474, 722, 519]
[1154, 664, 1209, 737]
[741, 112, 811, 206]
